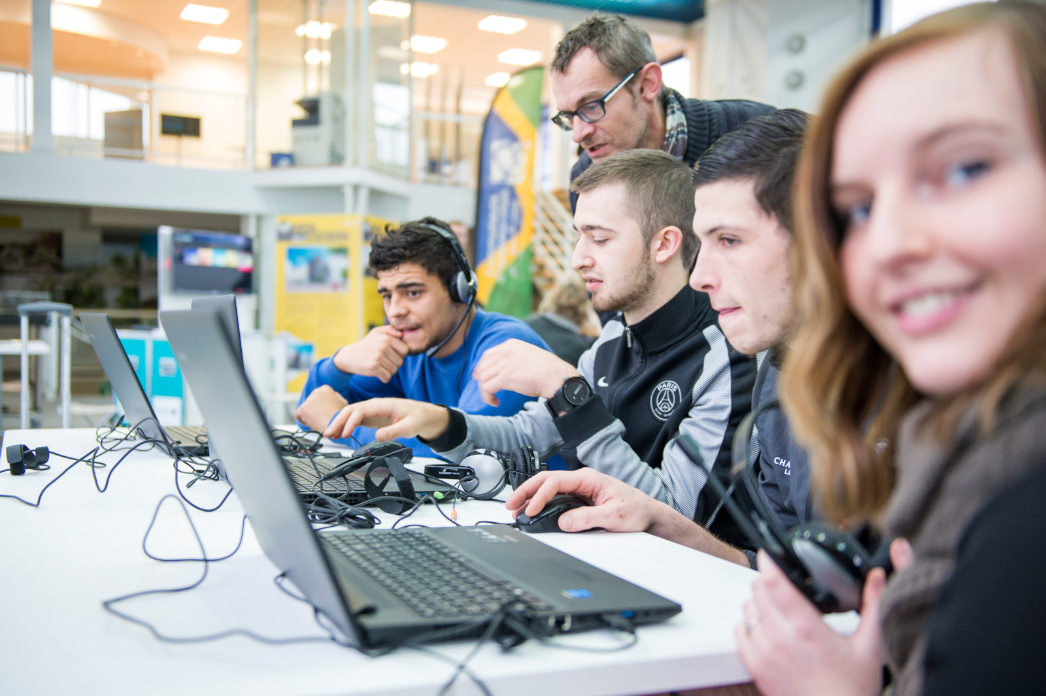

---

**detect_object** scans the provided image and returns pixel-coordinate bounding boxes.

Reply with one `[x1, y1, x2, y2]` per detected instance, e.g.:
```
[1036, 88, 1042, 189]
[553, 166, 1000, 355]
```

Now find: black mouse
[514, 494, 591, 533]
[352, 440, 411, 463]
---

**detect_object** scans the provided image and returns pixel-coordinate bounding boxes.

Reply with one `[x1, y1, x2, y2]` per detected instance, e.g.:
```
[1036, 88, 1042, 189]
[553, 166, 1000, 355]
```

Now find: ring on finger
[744, 615, 761, 635]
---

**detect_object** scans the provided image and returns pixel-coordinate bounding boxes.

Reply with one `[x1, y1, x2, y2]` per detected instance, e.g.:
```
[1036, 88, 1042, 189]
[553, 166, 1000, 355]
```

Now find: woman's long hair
[782, 1, 1046, 525]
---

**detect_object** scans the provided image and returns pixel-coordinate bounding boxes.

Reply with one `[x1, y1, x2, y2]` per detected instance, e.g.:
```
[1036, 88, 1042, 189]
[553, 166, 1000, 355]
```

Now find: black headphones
[677, 399, 871, 614]
[454, 446, 546, 500]
[419, 221, 477, 306]
[6, 444, 51, 476]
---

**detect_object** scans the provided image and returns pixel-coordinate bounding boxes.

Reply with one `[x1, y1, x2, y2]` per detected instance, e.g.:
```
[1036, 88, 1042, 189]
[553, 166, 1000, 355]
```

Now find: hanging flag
[474, 66, 544, 317]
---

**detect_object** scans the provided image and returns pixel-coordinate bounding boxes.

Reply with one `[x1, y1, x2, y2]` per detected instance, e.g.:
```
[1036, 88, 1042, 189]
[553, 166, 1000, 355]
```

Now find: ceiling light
[295, 21, 335, 39]
[497, 49, 541, 66]
[305, 49, 331, 65]
[369, 0, 410, 19]
[485, 72, 510, 87]
[478, 15, 527, 35]
[198, 36, 242, 54]
[410, 35, 447, 54]
[56, 0, 101, 6]
[180, 4, 229, 25]
[399, 62, 439, 78]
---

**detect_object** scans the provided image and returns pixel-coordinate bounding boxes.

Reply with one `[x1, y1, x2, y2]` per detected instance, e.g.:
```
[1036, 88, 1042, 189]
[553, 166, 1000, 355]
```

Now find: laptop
[162, 306, 682, 648]
[80, 312, 209, 456]
[157, 308, 456, 505]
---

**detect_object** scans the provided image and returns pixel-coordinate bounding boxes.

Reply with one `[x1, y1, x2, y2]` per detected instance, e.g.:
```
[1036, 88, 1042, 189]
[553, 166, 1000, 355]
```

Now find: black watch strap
[546, 376, 592, 418]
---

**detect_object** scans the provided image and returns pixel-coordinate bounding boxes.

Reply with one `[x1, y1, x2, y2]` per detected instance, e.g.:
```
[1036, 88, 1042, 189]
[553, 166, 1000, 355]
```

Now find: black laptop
[156, 309, 456, 504]
[162, 307, 682, 648]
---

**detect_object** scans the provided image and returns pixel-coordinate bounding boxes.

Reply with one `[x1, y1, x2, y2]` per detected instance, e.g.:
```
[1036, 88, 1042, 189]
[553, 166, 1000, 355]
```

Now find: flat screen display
[170, 229, 254, 294]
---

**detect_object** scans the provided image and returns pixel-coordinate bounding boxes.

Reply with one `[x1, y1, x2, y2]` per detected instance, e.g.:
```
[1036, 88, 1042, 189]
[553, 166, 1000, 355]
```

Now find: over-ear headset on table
[417, 221, 478, 357]
[677, 399, 872, 614]
[436, 446, 546, 501]
[5, 444, 51, 476]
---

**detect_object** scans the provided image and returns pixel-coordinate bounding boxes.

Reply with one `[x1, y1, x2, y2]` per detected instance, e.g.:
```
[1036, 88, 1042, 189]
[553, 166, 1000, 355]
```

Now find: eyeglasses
[550, 65, 643, 132]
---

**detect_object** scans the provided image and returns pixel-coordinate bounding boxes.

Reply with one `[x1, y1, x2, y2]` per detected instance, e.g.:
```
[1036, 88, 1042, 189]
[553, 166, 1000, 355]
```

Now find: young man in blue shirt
[295, 217, 548, 455]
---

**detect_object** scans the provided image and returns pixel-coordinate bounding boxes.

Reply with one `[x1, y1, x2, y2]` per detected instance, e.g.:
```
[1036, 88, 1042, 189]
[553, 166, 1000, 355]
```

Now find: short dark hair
[570, 149, 697, 265]
[692, 108, 810, 232]
[552, 13, 658, 92]
[369, 217, 462, 292]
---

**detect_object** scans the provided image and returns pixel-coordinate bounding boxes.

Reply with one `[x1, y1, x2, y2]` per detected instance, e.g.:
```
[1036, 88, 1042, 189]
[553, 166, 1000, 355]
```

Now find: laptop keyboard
[165, 425, 207, 444]
[285, 457, 365, 495]
[324, 530, 554, 618]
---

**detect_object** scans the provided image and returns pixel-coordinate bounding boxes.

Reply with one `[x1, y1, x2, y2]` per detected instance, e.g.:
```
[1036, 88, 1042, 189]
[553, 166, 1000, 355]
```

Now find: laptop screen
[80, 313, 166, 444]
[160, 307, 361, 646]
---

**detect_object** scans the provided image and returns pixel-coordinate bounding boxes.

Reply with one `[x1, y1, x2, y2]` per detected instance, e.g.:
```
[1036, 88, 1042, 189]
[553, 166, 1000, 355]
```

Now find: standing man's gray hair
[552, 13, 660, 95]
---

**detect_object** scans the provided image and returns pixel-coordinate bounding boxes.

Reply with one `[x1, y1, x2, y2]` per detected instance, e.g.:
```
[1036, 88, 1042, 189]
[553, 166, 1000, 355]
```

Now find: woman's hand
[736, 550, 887, 696]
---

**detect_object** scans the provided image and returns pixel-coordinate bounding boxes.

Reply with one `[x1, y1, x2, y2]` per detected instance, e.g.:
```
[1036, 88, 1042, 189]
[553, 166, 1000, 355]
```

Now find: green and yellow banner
[474, 66, 544, 317]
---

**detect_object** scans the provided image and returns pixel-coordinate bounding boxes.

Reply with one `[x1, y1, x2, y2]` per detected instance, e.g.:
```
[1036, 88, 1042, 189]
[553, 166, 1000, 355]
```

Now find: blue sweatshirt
[297, 309, 550, 456]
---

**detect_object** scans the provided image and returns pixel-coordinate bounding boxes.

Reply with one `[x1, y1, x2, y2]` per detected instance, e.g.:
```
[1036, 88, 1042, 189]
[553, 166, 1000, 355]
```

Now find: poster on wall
[284, 246, 350, 293]
[274, 215, 393, 392]
[474, 66, 543, 317]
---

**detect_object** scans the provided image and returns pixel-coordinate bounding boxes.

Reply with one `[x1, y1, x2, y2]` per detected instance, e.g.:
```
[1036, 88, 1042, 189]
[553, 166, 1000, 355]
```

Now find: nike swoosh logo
[597, 376, 609, 387]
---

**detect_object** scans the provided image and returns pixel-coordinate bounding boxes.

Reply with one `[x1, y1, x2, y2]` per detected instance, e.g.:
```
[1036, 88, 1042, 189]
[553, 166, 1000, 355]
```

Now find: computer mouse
[352, 440, 412, 463]
[514, 494, 591, 533]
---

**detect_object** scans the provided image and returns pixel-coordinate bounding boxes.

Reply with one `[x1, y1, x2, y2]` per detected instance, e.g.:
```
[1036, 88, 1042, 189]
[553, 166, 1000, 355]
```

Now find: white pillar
[30, 0, 53, 153]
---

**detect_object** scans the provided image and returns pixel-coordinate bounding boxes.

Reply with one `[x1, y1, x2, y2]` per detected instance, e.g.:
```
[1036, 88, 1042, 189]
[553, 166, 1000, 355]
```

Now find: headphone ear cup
[788, 523, 869, 613]
[507, 446, 542, 490]
[450, 271, 474, 305]
[458, 450, 508, 500]
[6, 444, 27, 476]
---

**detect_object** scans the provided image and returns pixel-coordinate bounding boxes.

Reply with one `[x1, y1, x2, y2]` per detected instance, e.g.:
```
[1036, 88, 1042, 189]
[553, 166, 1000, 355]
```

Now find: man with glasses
[551, 13, 774, 212]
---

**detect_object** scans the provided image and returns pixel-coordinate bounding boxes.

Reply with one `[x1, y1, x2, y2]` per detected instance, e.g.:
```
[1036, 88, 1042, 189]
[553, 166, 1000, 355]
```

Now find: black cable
[102, 494, 343, 647]
[0, 450, 94, 507]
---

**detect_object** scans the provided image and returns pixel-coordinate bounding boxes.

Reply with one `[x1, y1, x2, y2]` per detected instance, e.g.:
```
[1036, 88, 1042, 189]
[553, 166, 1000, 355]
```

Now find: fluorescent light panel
[369, 0, 410, 18]
[409, 35, 447, 53]
[485, 72, 510, 87]
[497, 48, 541, 66]
[295, 21, 335, 39]
[198, 36, 242, 54]
[56, 0, 101, 7]
[305, 49, 332, 65]
[180, 4, 229, 25]
[478, 15, 527, 35]
[400, 62, 439, 78]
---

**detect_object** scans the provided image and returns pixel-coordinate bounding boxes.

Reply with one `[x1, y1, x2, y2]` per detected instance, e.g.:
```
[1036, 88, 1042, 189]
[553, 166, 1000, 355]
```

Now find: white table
[0, 427, 772, 696]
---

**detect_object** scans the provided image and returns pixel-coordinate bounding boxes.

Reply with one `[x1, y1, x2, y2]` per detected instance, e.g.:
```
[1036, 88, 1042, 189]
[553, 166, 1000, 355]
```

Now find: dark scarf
[879, 387, 1046, 695]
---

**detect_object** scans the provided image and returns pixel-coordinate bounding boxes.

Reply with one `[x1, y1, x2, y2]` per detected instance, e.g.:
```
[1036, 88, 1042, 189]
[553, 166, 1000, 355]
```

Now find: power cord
[102, 494, 345, 647]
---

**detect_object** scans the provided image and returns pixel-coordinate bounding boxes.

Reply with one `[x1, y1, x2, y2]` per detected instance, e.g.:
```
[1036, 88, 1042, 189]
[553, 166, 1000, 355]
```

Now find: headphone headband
[417, 221, 474, 290]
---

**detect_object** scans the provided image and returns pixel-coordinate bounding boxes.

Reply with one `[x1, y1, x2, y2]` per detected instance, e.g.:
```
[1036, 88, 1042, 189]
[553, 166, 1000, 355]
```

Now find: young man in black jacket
[549, 13, 775, 213]
[506, 110, 814, 567]
[324, 149, 755, 545]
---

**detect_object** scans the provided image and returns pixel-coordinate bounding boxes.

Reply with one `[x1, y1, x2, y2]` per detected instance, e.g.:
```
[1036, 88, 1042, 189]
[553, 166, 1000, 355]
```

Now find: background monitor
[168, 228, 254, 295]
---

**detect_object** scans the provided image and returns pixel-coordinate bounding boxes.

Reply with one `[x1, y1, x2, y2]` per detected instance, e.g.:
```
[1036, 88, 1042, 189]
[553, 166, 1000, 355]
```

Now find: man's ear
[637, 62, 663, 103]
[651, 225, 683, 265]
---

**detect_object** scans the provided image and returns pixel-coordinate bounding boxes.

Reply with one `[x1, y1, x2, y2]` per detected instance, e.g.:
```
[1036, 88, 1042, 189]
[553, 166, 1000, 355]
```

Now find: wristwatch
[546, 376, 593, 418]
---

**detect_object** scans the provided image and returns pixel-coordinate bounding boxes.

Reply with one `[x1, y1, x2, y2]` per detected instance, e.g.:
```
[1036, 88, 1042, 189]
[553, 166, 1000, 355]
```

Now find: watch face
[563, 377, 591, 406]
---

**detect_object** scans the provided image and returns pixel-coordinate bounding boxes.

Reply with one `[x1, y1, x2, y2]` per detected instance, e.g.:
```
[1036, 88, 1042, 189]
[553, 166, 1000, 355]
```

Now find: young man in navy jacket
[295, 218, 548, 456]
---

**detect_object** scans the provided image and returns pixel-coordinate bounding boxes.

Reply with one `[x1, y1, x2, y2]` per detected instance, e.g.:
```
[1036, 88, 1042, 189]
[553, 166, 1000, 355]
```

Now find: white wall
[702, 0, 871, 112]
[149, 52, 249, 170]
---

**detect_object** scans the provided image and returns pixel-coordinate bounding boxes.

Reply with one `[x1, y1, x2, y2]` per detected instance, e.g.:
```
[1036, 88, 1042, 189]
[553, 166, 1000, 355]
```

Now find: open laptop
[157, 309, 456, 505]
[80, 312, 209, 456]
[162, 306, 681, 648]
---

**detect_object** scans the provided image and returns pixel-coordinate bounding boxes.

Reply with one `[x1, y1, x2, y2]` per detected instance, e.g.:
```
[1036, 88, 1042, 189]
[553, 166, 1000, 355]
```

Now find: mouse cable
[102, 494, 342, 647]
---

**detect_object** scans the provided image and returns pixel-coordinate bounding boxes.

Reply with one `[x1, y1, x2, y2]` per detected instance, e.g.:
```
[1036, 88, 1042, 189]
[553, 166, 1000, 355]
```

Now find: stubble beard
[591, 250, 657, 316]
